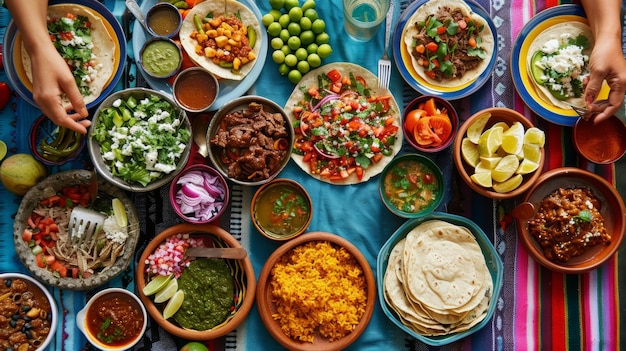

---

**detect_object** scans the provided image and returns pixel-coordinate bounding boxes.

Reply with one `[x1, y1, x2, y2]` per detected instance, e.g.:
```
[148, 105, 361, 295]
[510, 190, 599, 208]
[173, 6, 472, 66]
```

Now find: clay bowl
[573, 115, 626, 164]
[136, 223, 255, 340]
[403, 95, 459, 152]
[453, 107, 545, 199]
[251, 178, 312, 241]
[516, 167, 626, 274]
[256, 232, 376, 351]
[13, 170, 140, 290]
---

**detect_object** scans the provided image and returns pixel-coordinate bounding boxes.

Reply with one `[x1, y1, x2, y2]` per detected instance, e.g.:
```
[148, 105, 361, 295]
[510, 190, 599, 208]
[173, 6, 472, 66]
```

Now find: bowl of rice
[256, 232, 376, 351]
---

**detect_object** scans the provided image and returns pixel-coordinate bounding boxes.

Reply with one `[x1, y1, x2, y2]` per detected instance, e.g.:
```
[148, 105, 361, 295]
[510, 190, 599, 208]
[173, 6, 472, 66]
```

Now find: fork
[566, 99, 609, 121]
[377, 0, 394, 89]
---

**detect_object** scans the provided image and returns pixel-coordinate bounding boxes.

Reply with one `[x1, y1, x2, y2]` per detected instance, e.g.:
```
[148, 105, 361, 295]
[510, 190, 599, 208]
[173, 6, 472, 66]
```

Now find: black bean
[11, 314, 19, 320]
[9, 319, 16, 328]
[5, 279, 11, 287]
[21, 305, 31, 312]
[25, 330, 32, 339]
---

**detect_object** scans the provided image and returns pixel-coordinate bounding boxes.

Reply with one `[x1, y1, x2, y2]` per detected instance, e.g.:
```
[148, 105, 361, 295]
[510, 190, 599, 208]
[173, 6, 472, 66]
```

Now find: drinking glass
[343, 0, 391, 42]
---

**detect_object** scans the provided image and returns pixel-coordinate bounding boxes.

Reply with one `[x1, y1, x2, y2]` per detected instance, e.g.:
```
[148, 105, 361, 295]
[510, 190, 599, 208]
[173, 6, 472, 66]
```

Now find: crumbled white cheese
[103, 216, 128, 245]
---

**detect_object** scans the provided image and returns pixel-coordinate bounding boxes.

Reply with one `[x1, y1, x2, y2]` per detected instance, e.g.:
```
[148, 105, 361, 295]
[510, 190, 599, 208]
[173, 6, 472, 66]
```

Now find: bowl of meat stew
[516, 167, 626, 274]
[206, 96, 293, 186]
[0, 273, 58, 351]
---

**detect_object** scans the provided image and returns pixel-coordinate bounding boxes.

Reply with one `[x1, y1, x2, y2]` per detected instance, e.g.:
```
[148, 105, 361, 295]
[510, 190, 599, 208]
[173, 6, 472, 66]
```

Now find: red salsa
[86, 292, 144, 347]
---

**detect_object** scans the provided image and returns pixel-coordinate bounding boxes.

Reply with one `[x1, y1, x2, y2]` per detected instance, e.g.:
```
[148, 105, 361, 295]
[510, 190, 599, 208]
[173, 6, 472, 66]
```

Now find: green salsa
[174, 258, 234, 330]
[141, 39, 181, 77]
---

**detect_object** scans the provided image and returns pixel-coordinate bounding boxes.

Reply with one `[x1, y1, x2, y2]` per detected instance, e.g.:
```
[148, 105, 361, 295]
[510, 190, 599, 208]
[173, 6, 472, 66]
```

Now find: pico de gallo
[291, 69, 399, 182]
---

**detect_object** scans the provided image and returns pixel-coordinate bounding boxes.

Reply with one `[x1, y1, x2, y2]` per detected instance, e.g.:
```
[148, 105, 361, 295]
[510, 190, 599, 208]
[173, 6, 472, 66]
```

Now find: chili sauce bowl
[173, 67, 220, 113]
[403, 95, 459, 153]
[251, 178, 313, 241]
[573, 114, 626, 164]
[76, 288, 147, 351]
[516, 167, 626, 274]
[0, 273, 58, 351]
[145, 2, 182, 38]
[379, 153, 444, 218]
[169, 164, 229, 224]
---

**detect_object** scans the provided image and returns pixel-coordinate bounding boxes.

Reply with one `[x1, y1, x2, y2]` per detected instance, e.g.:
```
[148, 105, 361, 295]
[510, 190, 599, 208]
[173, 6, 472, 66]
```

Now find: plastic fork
[377, 0, 394, 89]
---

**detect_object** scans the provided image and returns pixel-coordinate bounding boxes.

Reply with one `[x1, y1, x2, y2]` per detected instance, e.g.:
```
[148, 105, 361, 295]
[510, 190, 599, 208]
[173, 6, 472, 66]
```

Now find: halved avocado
[530, 51, 547, 84]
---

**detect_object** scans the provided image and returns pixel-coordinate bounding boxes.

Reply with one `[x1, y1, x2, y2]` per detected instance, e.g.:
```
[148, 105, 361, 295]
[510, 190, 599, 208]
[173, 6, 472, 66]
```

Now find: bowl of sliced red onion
[169, 164, 229, 224]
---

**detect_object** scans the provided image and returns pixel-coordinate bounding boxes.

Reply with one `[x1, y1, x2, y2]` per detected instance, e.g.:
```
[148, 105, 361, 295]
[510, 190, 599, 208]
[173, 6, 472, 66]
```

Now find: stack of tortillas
[383, 220, 492, 336]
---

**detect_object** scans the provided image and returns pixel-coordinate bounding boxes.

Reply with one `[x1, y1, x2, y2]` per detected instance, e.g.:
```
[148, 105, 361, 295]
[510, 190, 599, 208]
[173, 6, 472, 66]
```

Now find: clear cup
[343, 0, 390, 42]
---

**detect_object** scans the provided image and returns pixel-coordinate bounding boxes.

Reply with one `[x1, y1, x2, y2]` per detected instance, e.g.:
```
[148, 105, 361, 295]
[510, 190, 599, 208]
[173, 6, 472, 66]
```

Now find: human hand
[29, 45, 91, 134]
[583, 41, 626, 124]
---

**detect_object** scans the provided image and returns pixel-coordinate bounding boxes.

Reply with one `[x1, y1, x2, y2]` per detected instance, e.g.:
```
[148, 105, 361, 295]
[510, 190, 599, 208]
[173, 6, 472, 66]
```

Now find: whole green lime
[288, 69, 303, 84]
[180, 342, 209, 351]
[269, 0, 285, 10]
[262, 13, 275, 27]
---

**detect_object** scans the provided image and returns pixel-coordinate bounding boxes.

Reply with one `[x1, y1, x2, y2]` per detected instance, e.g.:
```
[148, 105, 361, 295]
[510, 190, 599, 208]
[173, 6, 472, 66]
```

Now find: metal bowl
[88, 87, 192, 192]
[206, 95, 293, 186]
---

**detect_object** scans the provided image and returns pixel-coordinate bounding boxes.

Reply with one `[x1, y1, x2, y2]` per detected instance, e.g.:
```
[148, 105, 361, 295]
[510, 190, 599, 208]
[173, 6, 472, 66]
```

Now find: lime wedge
[522, 143, 542, 163]
[163, 290, 185, 320]
[493, 174, 523, 193]
[501, 122, 524, 155]
[0, 140, 6, 161]
[492, 154, 520, 182]
[154, 277, 178, 303]
[466, 112, 491, 144]
[461, 138, 480, 168]
[112, 198, 128, 227]
[477, 126, 503, 157]
[516, 159, 539, 175]
[479, 156, 502, 170]
[470, 172, 493, 188]
[143, 274, 173, 296]
[524, 127, 545, 147]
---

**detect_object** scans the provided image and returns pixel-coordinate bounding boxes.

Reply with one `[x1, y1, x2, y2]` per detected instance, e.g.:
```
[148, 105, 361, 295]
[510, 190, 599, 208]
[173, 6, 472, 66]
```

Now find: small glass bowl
[169, 164, 229, 224]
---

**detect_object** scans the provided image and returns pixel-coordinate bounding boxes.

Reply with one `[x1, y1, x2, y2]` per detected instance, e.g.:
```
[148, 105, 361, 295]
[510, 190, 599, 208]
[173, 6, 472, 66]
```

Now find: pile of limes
[262, 0, 333, 83]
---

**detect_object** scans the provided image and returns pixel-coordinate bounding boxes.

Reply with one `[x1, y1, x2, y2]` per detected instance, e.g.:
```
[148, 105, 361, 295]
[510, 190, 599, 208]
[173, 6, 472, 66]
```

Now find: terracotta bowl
[453, 107, 545, 199]
[0, 272, 58, 351]
[13, 170, 140, 290]
[251, 178, 312, 241]
[573, 115, 626, 164]
[206, 95, 293, 186]
[379, 153, 444, 218]
[169, 164, 229, 224]
[516, 167, 626, 274]
[403, 95, 459, 152]
[256, 232, 376, 351]
[136, 223, 255, 340]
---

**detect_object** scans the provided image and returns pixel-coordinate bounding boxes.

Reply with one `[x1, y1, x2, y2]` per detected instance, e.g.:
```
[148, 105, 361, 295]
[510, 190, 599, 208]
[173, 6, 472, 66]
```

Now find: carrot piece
[425, 42, 438, 52]
[468, 37, 477, 48]
[415, 44, 426, 54]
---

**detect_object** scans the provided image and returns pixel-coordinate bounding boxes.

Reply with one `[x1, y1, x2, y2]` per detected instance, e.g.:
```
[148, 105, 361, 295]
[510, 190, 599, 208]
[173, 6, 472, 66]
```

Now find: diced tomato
[327, 69, 341, 83]
[355, 166, 364, 180]
[425, 70, 436, 79]
[415, 44, 426, 54]
[436, 26, 447, 35]
[49, 261, 68, 278]
[355, 76, 367, 87]
[45, 255, 56, 266]
[35, 253, 46, 268]
[22, 229, 33, 242]
[371, 153, 383, 163]
[71, 267, 80, 279]
[425, 42, 438, 52]
[319, 169, 331, 177]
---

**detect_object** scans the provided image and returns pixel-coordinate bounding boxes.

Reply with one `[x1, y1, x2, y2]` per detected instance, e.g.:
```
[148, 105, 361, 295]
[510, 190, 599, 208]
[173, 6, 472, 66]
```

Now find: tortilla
[20, 4, 116, 107]
[383, 220, 492, 336]
[526, 22, 593, 110]
[402, 0, 495, 87]
[179, 0, 261, 81]
[284, 62, 403, 185]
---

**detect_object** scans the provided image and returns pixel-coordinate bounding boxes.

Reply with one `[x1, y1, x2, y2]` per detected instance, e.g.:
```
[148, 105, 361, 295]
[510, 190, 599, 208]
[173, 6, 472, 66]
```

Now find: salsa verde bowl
[136, 223, 255, 340]
[379, 153, 444, 218]
[0, 272, 58, 351]
[88, 87, 192, 192]
[377, 212, 503, 346]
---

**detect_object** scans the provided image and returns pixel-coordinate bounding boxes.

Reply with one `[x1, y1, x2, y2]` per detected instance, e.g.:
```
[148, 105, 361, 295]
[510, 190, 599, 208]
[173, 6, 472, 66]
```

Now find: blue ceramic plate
[392, 0, 497, 100]
[132, 0, 268, 111]
[510, 4, 609, 127]
[377, 212, 503, 346]
[2, 0, 126, 109]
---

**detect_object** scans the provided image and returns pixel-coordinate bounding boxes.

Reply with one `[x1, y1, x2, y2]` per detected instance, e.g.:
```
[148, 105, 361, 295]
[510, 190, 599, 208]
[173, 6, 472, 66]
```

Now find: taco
[526, 22, 593, 110]
[179, 0, 261, 81]
[20, 4, 116, 107]
[284, 63, 403, 185]
[402, 0, 495, 87]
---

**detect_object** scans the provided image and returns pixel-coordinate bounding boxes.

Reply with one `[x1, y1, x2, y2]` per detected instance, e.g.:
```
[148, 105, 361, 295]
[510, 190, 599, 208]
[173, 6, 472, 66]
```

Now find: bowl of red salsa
[379, 153, 444, 218]
[76, 288, 147, 351]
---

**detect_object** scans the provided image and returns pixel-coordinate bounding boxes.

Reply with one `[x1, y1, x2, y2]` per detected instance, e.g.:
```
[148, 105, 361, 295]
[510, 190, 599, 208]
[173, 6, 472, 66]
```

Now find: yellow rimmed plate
[511, 4, 609, 126]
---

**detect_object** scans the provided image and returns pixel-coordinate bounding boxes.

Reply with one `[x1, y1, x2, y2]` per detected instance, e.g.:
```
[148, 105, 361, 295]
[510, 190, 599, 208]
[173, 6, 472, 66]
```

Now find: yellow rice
[270, 241, 367, 343]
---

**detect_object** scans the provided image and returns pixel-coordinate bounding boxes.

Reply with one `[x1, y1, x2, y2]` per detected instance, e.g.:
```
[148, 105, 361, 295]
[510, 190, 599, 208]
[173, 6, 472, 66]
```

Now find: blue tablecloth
[1, 1, 626, 350]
